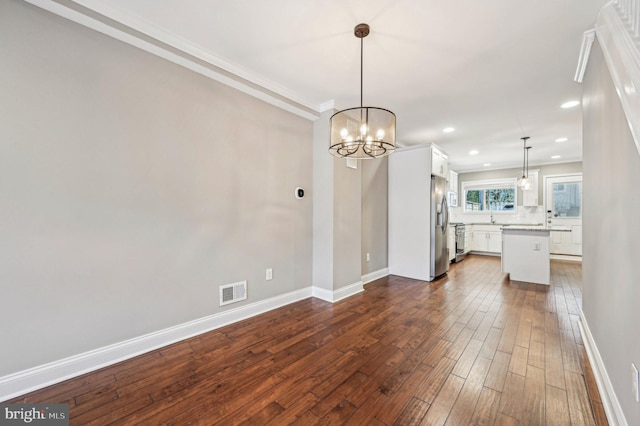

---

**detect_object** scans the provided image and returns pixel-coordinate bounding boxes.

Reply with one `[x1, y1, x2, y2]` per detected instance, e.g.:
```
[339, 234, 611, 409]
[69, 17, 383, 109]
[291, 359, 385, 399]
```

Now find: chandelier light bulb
[340, 128, 349, 139]
[360, 124, 368, 136]
[376, 129, 385, 140]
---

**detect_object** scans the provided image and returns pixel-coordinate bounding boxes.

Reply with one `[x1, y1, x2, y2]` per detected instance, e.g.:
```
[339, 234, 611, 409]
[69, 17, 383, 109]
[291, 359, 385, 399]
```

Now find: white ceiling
[56, 0, 607, 172]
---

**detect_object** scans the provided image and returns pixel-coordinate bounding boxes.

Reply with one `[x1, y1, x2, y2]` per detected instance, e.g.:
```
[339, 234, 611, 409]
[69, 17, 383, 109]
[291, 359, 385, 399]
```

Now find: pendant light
[517, 136, 532, 190]
[329, 24, 396, 159]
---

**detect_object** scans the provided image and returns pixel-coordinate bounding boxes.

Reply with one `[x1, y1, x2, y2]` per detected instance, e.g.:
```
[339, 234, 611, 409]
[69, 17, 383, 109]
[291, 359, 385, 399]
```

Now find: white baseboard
[579, 311, 628, 426]
[312, 281, 363, 303]
[550, 254, 582, 262]
[0, 287, 313, 402]
[362, 268, 389, 285]
[468, 251, 500, 257]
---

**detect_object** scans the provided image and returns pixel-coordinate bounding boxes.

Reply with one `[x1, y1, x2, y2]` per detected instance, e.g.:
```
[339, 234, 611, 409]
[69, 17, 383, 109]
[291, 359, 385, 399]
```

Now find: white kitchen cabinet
[470, 230, 482, 251]
[432, 146, 449, 178]
[448, 226, 456, 262]
[469, 225, 502, 254]
[522, 169, 539, 206]
[487, 231, 502, 253]
[464, 227, 472, 253]
[449, 170, 458, 196]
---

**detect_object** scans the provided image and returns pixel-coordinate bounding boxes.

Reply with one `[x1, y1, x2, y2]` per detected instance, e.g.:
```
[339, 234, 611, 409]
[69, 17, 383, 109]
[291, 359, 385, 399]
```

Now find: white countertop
[453, 222, 544, 226]
[501, 225, 571, 232]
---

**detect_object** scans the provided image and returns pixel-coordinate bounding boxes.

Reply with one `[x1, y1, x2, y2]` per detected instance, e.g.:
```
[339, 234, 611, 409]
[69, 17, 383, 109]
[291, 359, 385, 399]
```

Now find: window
[462, 179, 517, 212]
[552, 182, 581, 217]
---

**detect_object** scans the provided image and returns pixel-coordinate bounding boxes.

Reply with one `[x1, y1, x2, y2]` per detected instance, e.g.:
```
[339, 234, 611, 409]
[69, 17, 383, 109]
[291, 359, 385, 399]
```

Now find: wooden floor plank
[469, 386, 502, 425]
[7, 256, 604, 425]
[522, 365, 545, 426]
[419, 374, 465, 426]
[498, 372, 526, 420]
[546, 384, 571, 426]
[528, 340, 545, 369]
[374, 362, 434, 425]
[565, 370, 597, 426]
[444, 356, 492, 425]
[394, 397, 430, 425]
[484, 350, 512, 392]
[508, 345, 529, 377]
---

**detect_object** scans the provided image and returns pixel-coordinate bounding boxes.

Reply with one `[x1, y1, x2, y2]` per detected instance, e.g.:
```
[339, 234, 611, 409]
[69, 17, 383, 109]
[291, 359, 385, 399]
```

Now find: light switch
[534, 242, 541, 251]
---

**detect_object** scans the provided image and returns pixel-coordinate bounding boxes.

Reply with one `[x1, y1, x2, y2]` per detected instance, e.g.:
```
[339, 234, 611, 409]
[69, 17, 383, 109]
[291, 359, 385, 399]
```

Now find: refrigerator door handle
[442, 193, 449, 235]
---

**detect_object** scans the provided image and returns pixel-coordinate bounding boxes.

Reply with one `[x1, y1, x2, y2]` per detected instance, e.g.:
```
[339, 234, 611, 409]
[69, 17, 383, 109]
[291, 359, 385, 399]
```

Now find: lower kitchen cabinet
[464, 227, 472, 253]
[469, 226, 502, 254]
[448, 227, 456, 262]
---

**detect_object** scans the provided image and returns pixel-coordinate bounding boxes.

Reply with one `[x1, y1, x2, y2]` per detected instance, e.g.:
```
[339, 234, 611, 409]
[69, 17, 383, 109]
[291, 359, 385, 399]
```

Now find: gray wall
[312, 111, 334, 292]
[582, 40, 640, 424]
[0, 1, 313, 376]
[312, 111, 364, 292]
[361, 158, 388, 275]
[333, 159, 362, 288]
[458, 162, 583, 205]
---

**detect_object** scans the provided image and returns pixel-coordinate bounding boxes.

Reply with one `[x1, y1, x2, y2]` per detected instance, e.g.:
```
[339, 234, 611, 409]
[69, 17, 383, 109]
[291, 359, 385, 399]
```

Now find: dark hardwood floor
[9, 255, 607, 425]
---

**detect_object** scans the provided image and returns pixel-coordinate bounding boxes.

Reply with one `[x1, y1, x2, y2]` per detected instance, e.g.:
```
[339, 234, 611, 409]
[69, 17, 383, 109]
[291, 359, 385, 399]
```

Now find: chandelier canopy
[329, 24, 396, 159]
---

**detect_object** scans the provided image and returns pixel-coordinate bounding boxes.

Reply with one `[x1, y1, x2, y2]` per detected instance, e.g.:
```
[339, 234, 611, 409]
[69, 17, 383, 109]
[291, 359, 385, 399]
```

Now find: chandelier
[329, 24, 396, 159]
[517, 136, 532, 189]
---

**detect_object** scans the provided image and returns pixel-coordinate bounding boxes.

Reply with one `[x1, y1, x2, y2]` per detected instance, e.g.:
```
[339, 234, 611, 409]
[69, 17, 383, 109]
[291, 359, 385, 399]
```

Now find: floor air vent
[219, 281, 247, 306]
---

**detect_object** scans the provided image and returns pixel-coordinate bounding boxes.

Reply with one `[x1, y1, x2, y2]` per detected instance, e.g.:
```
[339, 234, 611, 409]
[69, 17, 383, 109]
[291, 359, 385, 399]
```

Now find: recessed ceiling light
[555, 137, 568, 143]
[483, 163, 491, 167]
[551, 155, 561, 159]
[469, 150, 479, 155]
[561, 100, 580, 109]
[443, 127, 455, 133]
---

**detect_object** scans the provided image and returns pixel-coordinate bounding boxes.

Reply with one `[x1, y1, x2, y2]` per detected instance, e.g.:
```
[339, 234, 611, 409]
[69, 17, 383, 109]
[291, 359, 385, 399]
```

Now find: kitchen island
[501, 226, 570, 285]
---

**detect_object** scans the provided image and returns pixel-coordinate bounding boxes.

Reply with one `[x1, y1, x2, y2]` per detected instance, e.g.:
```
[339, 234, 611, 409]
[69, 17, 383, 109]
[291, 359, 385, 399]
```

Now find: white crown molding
[24, 0, 322, 121]
[319, 100, 336, 113]
[575, 29, 596, 83]
[0, 287, 314, 402]
[595, 0, 640, 156]
[579, 311, 628, 426]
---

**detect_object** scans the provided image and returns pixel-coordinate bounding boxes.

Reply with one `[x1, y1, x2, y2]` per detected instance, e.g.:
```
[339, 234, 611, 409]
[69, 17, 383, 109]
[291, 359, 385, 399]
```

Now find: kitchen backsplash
[449, 205, 545, 225]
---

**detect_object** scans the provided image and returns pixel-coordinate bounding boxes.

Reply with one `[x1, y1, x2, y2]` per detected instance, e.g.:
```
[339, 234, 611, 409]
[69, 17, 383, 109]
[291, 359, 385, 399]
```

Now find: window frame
[462, 178, 518, 214]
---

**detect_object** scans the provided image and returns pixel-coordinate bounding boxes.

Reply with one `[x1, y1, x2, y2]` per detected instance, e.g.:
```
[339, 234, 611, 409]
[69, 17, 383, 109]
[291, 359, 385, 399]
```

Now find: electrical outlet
[366, 253, 370, 262]
[266, 268, 273, 281]
[633, 363, 639, 402]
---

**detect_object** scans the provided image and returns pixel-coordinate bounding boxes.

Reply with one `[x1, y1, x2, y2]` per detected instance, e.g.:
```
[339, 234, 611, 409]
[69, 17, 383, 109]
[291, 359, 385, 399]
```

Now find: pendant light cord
[360, 36, 364, 108]
[522, 139, 526, 177]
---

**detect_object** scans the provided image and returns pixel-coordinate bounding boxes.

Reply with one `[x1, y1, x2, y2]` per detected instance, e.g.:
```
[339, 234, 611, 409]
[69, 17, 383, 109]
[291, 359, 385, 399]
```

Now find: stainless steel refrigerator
[430, 175, 449, 280]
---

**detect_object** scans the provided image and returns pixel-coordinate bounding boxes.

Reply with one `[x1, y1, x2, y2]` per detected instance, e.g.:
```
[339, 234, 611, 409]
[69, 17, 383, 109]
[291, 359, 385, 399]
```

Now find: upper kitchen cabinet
[522, 169, 539, 206]
[431, 145, 449, 178]
[449, 170, 458, 197]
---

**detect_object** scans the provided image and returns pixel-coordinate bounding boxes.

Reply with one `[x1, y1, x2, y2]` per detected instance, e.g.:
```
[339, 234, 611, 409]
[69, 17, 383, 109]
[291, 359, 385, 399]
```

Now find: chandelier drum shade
[329, 24, 396, 159]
